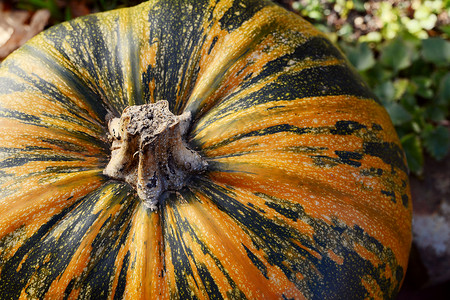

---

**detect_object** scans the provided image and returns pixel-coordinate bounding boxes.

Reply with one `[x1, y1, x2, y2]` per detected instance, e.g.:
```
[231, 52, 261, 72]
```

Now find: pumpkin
[0, 0, 412, 299]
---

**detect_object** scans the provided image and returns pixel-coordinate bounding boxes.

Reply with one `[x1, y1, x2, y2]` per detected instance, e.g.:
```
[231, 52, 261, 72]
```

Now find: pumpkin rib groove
[162, 188, 266, 299]
[140, 0, 213, 114]
[200, 64, 376, 126]
[18, 182, 136, 299]
[185, 3, 304, 121]
[21, 35, 114, 122]
[16, 44, 110, 126]
[0, 190, 88, 299]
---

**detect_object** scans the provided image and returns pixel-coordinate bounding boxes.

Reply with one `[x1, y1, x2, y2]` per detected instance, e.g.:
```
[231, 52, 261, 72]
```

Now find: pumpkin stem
[103, 100, 207, 210]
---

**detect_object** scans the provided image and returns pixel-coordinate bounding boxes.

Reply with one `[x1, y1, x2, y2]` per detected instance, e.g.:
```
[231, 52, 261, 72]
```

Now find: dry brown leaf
[0, 3, 50, 61]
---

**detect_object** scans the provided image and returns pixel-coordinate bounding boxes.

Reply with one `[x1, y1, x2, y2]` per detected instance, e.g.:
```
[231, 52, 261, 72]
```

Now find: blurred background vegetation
[2, 0, 450, 176]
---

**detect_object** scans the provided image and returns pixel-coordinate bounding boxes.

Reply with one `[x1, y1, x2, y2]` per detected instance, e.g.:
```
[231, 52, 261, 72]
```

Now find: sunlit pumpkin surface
[0, 0, 411, 299]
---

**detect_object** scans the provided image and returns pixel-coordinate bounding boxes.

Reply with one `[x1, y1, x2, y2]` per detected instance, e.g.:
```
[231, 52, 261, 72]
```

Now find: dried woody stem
[103, 100, 207, 210]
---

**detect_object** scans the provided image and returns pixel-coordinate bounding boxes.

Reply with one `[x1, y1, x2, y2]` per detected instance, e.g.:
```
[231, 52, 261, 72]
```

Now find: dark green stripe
[237, 36, 346, 94]
[330, 120, 367, 135]
[401, 194, 409, 207]
[242, 244, 269, 279]
[363, 141, 408, 173]
[161, 193, 200, 300]
[63, 278, 76, 300]
[196, 263, 223, 299]
[0, 108, 42, 126]
[203, 124, 311, 151]
[0, 154, 83, 169]
[219, 0, 272, 32]
[142, 0, 211, 113]
[360, 167, 384, 177]
[39, 138, 88, 153]
[0, 73, 26, 94]
[207, 36, 219, 55]
[230, 64, 374, 115]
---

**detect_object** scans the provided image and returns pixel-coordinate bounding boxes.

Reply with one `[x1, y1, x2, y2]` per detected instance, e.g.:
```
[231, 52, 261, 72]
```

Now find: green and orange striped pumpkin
[0, 0, 412, 299]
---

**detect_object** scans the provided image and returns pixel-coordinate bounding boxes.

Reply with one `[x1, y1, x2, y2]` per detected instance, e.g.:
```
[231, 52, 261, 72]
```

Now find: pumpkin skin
[0, 0, 412, 299]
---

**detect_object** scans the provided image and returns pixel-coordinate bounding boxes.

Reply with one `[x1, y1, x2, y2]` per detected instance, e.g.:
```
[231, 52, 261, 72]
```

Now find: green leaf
[353, 0, 365, 12]
[393, 79, 409, 100]
[440, 24, 450, 36]
[437, 72, 450, 106]
[425, 106, 446, 122]
[374, 81, 396, 104]
[422, 125, 450, 160]
[412, 76, 434, 99]
[343, 43, 376, 71]
[364, 64, 394, 86]
[401, 134, 424, 175]
[380, 38, 415, 72]
[422, 37, 450, 66]
[359, 31, 383, 43]
[400, 92, 418, 111]
[64, 6, 73, 21]
[408, 56, 433, 78]
[384, 102, 413, 125]
[337, 23, 354, 40]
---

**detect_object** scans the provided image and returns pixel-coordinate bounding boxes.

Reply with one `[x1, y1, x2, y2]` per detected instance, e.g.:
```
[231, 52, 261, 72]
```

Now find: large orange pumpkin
[0, 0, 411, 299]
